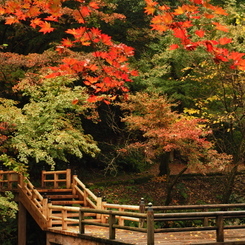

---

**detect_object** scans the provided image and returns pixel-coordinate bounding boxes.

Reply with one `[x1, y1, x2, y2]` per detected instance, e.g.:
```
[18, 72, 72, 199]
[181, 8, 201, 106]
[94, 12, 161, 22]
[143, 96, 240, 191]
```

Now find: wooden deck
[2, 168, 245, 245]
[50, 225, 245, 244]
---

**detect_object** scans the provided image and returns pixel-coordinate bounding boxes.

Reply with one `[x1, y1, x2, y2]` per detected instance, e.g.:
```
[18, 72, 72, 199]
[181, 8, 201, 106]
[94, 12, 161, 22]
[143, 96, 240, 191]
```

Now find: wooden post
[79, 209, 85, 234]
[72, 173, 77, 195]
[18, 202, 26, 245]
[118, 207, 124, 226]
[66, 167, 71, 189]
[42, 194, 48, 218]
[96, 193, 102, 219]
[41, 169, 45, 188]
[84, 189, 88, 207]
[216, 215, 224, 242]
[109, 211, 116, 240]
[139, 198, 145, 228]
[54, 172, 58, 188]
[0, 166, 3, 190]
[101, 196, 107, 223]
[203, 208, 209, 226]
[62, 209, 68, 230]
[8, 172, 12, 189]
[47, 200, 52, 228]
[147, 202, 154, 245]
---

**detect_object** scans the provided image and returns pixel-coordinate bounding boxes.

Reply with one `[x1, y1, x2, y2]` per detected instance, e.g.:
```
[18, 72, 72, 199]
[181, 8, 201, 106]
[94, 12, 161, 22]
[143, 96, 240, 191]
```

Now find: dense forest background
[0, 0, 245, 243]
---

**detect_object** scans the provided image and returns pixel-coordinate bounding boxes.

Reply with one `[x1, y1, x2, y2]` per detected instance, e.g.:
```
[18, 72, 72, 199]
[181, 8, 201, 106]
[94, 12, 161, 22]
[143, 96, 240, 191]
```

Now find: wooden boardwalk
[51, 225, 245, 244]
[2, 169, 245, 245]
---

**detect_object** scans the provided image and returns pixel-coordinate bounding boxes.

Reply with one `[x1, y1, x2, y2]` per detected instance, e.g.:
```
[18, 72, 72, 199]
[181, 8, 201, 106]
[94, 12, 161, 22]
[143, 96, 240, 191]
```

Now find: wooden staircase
[38, 188, 85, 206]
[0, 168, 104, 231]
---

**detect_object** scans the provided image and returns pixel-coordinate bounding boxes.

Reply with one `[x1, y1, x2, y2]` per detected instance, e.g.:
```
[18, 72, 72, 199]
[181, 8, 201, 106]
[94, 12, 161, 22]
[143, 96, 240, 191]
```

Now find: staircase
[0, 168, 104, 231]
[38, 188, 84, 206]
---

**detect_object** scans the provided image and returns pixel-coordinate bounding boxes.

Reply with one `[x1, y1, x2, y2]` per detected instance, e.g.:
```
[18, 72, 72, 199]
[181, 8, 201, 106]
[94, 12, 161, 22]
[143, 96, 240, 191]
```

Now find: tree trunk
[222, 164, 238, 204]
[158, 152, 171, 176]
[164, 167, 187, 206]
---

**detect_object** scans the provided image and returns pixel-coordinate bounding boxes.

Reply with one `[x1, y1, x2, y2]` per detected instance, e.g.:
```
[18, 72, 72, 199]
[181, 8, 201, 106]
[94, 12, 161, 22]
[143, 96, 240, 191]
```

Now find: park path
[63, 225, 245, 244]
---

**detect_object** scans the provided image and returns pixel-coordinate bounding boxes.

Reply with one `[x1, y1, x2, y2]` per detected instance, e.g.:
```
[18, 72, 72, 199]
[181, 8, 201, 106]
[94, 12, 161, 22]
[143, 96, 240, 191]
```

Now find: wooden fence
[79, 204, 245, 245]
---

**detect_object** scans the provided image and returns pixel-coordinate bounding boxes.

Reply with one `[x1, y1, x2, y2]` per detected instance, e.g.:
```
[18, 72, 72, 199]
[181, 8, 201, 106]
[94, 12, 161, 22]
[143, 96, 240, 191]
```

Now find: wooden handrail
[72, 176, 99, 209]
[47, 204, 80, 230]
[41, 168, 71, 188]
[79, 207, 245, 245]
[0, 171, 19, 191]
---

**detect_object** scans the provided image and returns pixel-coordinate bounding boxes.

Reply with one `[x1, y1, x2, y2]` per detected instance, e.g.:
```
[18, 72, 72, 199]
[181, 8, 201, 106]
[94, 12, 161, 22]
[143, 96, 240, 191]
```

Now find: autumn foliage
[144, 0, 245, 70]
[0, 0, 138, 103]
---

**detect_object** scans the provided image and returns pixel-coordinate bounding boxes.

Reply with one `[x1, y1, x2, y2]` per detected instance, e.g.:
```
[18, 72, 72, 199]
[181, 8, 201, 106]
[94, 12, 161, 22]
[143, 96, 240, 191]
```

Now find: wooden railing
[72, 175, 102, 209]
[79, 205, 245, 245]
[41, 168, 71, 189]
[3, 168, 245, 245]
[0, 170, 19, 190]
[47, 204, 80, 230]
[18, 176, 49, 229]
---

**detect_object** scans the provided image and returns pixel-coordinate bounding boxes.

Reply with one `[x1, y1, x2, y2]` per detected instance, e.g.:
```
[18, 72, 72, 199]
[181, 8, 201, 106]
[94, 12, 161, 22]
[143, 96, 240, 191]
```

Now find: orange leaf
[80, 6, 91, 18]
[173, 28, 188, 40]
[5, 16, 19, 25]
[169, 44, 179, 50]
[72, 99, 79, 105]
[144, 6, 156, 15]
[61, 38, 73, 47]
[211, 6, 228, 16]
[218, 37, 232, 45]
[30, 18, 43, 28]
[195, 29, 205, 38]
[39, 21, 54, 34]
[89, 1, 99, 9]
[212, 22, 229, 32]
[174, 6, 185, 15]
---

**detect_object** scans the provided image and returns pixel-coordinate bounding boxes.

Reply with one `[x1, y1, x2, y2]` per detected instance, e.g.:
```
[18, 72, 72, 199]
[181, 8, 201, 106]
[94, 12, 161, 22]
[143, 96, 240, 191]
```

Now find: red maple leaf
[195, 29, 205, 38]
[61, 38, 73, 47]
[212, 22, 229, 32]
[169, 44, 179, 50]
[173, 28, 188, 40]
[218, 37, 232, 45]
[39, 21, 54, 34]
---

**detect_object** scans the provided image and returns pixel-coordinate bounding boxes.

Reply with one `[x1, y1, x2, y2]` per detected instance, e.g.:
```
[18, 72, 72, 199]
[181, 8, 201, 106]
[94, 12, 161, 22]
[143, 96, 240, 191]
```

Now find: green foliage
[0, 76, 100, 170]
[0, 191, 18, 221]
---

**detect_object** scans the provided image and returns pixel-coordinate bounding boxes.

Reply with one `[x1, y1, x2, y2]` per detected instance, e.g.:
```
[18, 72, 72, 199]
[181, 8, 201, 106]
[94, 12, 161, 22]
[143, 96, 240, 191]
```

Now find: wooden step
[51, 200, 84, 205]
[46, 194, 79, 199]
[37, 188, 72, 193]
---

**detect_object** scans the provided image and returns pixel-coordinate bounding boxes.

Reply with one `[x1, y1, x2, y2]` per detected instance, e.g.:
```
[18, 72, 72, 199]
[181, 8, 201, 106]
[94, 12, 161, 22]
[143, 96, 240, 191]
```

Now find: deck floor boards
[50, 225, 245, 244]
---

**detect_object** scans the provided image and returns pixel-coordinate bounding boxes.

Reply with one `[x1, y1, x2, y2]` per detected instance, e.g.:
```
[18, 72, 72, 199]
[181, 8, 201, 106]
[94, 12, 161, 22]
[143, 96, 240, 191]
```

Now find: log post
[54, 172, 58, 188]
[203, 208, 209, 227]
[72, 171, 77, 195]
[79, 209, 85, 234]
[101, 196, 107, 223]
[139, 198, 145, 228]
[147, 202, 154, 245]
[62, 209, 68, 230]
[66, 166, 71, 189]
[41, 167, 45, 188]
[96, 192, 102, 219]
[0, 165, 3, 190]
[109, 211, 116, 240]
[42, 193, 48, 219]
[18, 202, 26, 245]
[47, 199, 52, 228]
[216, 215, 224, 242]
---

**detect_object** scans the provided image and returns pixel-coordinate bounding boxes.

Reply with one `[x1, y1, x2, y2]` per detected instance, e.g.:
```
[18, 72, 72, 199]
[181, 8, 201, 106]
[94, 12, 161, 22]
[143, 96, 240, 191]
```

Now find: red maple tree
[0, 0, 138, 103]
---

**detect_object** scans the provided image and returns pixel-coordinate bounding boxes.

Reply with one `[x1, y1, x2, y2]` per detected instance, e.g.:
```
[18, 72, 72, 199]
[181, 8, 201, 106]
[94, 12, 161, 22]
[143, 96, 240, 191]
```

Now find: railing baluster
[109, 211, 116, 240]
[216, 214, 224, 242]
[79, 209, 85, 234]
[147, 203, 154, 245]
